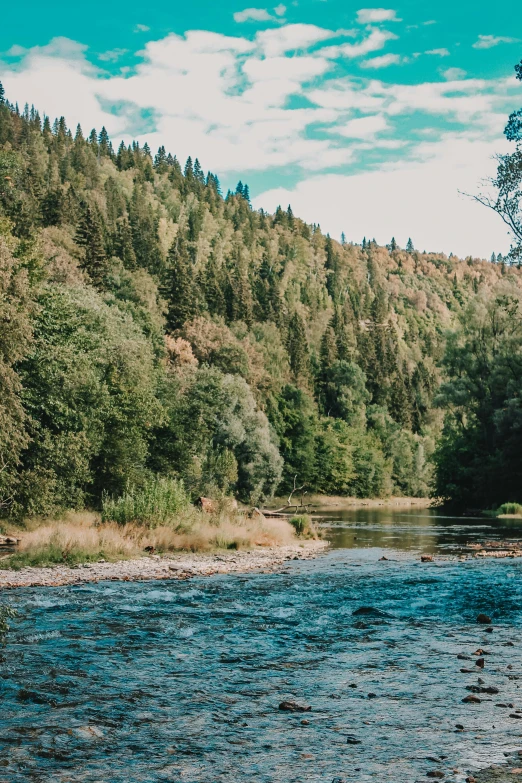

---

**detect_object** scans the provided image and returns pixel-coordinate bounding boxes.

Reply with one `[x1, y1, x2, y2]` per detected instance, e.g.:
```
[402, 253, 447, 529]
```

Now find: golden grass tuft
[1, 508, 297, 569]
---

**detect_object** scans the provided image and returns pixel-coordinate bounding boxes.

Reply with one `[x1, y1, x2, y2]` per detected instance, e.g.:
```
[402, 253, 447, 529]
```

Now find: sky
[1, 0, 521, 257]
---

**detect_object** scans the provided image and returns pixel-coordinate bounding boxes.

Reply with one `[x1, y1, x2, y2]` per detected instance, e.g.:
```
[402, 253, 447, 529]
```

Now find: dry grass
[1, 509, 297, 569]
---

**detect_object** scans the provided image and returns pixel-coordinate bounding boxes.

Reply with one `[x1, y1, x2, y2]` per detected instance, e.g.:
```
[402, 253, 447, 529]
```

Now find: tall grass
[0, 509, 298, 570]
[102, 477, 190, 527]
[496, 502, 522, 517]
[289, 514, 318, 539]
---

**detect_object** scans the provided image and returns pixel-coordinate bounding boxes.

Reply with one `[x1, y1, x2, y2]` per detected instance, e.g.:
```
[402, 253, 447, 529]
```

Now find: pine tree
[154, 146, 168, 173]
[490, 252, 497, 264]
[341, 231, 346, 245]
[184, 156, 194, 180]
[97, 127, 110, 156]
[287, 311, 309, 381]
[204, 254, 227, 317]
[162, 235, 198, 330]
[75, 202, 109, 287]
[320, 325, 338, 370]
[0, 81, 5, 105]
[115, 217, 137, 269]
[406, 237, 414, 253]
[193, 158, 205, 184]
[389, 237, 397, 252]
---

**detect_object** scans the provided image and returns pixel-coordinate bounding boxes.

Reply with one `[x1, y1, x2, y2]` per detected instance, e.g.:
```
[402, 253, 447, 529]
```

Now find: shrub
[497, 502, 522, 516]
[289, 514, 317, 539]
[0, 604, 17, 646]
[102, 476, 190, 527]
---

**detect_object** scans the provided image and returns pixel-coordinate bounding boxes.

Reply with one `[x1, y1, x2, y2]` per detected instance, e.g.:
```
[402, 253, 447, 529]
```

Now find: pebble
[0, 542, 327, 588]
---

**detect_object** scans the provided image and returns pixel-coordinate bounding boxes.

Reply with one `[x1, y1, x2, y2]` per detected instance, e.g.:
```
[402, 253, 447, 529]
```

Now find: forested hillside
[0, 76, 521, 517]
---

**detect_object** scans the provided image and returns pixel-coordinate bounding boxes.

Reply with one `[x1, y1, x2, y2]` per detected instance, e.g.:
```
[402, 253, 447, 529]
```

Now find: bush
[289, 514, 317, 539]
[102, 476, 190, 527]
[0, 604, 17, 646]
[497, 502, 522, 516]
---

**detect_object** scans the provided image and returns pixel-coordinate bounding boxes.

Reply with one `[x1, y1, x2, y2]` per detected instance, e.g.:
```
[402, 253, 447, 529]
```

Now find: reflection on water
[317, 505, 522, 555]
[2, 508, 522, 783]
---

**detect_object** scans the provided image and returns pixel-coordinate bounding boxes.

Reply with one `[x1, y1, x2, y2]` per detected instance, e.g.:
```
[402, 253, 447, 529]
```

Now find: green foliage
[0, 604, 17, 646]
[433, 290, 522, 508]
[102, 476, 190, 526]
[496, 502, 522, 516]
[0, 84, 520, 520]
[289, 514, 316, 538]
[153, 366, 283, 504]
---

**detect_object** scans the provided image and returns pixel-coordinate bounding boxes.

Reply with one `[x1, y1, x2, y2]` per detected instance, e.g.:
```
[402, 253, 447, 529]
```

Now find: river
[2, 507, 522, 782]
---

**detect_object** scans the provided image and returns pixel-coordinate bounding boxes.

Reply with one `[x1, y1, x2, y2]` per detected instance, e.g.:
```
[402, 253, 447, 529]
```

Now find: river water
[2, 507, 522, 783]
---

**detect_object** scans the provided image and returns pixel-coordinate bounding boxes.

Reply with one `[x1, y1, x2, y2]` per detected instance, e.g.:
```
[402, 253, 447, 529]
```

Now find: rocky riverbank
[0, 541, 328, 588]
[475, 763, 522, 782]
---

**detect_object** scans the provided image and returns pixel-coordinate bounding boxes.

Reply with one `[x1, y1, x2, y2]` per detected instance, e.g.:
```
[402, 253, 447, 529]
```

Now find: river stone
[426, 771, 445, 779]
[278, 700, 311, 712]
[477, 614, 492, 624]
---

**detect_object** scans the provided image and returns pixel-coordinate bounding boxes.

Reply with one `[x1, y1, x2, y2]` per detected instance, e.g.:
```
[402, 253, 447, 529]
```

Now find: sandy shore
[0, 540, 328, 589]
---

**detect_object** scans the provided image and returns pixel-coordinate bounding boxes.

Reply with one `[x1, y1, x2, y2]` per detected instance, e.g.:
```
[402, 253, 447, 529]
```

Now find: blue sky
[1, 0, 521, 256]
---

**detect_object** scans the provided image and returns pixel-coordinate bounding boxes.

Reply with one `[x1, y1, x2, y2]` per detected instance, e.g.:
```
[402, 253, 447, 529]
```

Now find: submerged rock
[477, 614, 492, 624]
[352, 606, 392, 618]
[278, 700, 311, 712]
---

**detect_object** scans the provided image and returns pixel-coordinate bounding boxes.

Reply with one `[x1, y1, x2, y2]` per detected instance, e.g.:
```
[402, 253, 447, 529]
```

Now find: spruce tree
[116, 217, 137, 269]
[0, 81, 4, 105]
[75, 202, 109, 287]
[163, 235, 198, 331]
[204, 254, 227, 317]
[406, 237, 414, 253]
[286, 311, 309, 381]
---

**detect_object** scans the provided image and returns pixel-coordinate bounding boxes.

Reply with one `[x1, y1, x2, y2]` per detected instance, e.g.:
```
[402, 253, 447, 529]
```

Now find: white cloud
[473, 35, 518, 49]
[360, 53, 403, 69]
[322, 28, 397, 59]
[274, 4, 286, 16]
[234, 8, 276, 23]
[425, 48, 450, 56]
[134, 24, 150, 33]
[98, 48, 128, 62]
[256, 23, 338, 55]
[1, 25, 518, 260]
[337, 113, 389, 137]
[442, 67, 466, 80]
[356, 8, 400, 24]
[254, 135, 512, 257]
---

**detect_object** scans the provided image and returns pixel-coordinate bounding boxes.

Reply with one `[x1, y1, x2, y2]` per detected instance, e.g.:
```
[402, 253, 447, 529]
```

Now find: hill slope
[0, 88, 521, 516]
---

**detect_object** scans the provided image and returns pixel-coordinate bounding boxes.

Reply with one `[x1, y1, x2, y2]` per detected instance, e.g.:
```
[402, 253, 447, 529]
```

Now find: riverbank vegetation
[1, 507, 298, 570]
[0, 59, 521, 540]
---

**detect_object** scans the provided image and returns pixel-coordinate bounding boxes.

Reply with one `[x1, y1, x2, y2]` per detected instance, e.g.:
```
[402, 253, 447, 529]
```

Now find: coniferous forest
[0, 64, 521, 520]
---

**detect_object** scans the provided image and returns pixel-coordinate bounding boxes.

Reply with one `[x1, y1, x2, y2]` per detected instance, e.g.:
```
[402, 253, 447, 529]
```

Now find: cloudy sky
[1, 0, 521, 257]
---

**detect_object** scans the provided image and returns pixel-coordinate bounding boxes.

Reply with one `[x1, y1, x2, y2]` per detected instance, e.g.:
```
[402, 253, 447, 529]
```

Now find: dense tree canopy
[0, 76, 521, 517]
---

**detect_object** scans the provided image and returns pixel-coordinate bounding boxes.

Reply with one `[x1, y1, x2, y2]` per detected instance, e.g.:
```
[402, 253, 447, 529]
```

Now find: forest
[0, 62, 521, 521]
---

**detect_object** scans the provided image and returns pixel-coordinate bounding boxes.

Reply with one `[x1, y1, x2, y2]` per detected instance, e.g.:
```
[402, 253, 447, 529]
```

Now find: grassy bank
[0, 509, 300, 571]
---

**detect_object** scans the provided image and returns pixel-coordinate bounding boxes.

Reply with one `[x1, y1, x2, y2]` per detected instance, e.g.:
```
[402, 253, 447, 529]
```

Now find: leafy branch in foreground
[0, 604, 17, 645]
[470, 58, 522, 267]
